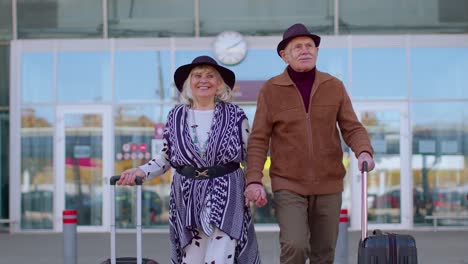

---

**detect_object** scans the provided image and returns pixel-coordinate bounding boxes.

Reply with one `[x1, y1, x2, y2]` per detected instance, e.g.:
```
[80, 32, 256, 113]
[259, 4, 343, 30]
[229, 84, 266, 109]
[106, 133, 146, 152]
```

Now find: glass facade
[114, 51, 173, 101]
[361, 109, 403, 224]
[200, 0, 334, 36]
[340, 0, 468, 34]
[9, 39, 468, 231]
[107, 0, 194, 37]
[17, 0, 103, 38]
[412, 102, 468, 226]
[352, 48, 407, 99]
[63, 112, 105, 226]
[0, 0, 11, 41]
[411, 48, 468, 99]
[20, 107, 54, 229]
[0, 45, 9, 106]
[114, 104, 174, 227]
[0, 44, 9, 227]
[21, 52, 54, 103]
[2, 1, 468, 232]
[0, 110, 8, 224]
[6, 0, 468, 40]
[57, 52, 112, 102]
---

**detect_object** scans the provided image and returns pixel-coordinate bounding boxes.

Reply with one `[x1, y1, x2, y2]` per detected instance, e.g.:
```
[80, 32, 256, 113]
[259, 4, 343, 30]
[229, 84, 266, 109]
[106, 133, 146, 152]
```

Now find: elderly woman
[117, 55, 261, 264]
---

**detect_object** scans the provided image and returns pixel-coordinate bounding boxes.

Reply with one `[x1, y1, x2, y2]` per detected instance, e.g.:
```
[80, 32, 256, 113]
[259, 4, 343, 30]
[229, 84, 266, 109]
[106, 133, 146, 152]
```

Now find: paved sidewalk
[0, 230, 467, 263]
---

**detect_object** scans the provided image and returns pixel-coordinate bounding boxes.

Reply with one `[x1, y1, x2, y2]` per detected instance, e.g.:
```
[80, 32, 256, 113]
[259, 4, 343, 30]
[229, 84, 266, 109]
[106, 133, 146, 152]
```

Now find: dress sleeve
[138, 138, 171, 181]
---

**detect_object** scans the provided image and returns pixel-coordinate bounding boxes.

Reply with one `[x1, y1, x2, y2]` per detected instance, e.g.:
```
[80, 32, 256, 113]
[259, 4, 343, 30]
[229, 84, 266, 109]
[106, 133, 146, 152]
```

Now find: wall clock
[213, 31, 248, 65]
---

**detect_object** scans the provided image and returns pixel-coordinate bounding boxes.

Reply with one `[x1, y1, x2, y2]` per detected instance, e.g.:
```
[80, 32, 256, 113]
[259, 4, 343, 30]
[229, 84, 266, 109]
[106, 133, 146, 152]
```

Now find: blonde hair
[179, 65, 233, 105]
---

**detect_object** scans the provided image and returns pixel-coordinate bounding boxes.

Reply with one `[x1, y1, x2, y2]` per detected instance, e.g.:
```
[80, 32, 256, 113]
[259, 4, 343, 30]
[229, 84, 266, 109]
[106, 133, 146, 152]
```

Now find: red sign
[139, 143, 147, 153]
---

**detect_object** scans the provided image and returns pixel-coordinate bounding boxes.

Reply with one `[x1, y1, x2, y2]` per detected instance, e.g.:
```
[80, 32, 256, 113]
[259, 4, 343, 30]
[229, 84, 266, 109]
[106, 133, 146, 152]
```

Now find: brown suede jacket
[246, 68, 373, 195]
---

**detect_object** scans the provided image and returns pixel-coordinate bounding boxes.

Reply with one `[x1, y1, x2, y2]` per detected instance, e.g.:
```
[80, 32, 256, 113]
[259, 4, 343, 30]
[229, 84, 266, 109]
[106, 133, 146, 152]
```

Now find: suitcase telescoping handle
[361, 161, 369, 241]
[109, 176, 144, 264]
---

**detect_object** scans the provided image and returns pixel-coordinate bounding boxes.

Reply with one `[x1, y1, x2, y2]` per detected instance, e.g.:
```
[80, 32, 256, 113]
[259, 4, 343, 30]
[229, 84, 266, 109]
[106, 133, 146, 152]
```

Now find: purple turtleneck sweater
[287, 66, 316, 112]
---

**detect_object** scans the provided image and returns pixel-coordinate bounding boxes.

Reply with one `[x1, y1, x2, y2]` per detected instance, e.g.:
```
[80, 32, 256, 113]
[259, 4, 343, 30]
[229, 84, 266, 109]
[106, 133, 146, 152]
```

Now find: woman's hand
[116, 167, 146, 186]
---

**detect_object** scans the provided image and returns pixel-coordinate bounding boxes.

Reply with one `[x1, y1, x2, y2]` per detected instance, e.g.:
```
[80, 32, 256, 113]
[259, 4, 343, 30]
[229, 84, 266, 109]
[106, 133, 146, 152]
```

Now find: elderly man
[245, 23, 376, 264]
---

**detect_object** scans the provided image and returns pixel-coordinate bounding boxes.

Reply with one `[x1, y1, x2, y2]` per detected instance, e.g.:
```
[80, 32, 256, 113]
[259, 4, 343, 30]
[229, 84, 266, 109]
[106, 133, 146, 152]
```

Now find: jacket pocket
[310, 105, 341, 152]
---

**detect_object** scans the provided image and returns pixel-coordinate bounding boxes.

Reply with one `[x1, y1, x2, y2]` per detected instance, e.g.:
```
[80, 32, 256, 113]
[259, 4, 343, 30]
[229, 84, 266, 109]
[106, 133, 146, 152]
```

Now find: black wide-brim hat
[277, 23, 321, 56]
[174, 55, 235, 92]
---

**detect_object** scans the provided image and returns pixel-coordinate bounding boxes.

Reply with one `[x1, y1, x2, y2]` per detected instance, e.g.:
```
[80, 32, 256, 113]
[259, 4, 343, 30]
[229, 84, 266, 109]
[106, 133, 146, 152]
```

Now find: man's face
[280, 36, 319, 72]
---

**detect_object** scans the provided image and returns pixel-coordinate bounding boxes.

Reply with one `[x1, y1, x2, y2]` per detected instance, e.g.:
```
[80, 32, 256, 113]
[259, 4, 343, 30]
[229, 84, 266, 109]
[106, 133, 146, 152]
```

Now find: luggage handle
[109, 175, 144, 264]
[110, 175, 144, 186]
[361, 161, 368, 241]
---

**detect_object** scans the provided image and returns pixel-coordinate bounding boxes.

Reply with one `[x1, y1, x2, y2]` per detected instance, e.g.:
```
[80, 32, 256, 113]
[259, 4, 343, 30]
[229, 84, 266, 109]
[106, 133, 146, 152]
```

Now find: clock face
[213, 31, 247, 66]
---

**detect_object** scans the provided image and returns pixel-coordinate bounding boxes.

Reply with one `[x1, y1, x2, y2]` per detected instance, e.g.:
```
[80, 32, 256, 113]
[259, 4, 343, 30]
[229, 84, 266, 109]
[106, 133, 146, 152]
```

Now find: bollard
[63, 210, 77, 264]
[334, 209, 349, 264]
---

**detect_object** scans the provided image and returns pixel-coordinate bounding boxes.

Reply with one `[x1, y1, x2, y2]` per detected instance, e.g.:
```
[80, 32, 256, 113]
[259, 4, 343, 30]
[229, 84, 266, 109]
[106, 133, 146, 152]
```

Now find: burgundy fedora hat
[174, 55, 235, 92]
[276, 23, 321, 56]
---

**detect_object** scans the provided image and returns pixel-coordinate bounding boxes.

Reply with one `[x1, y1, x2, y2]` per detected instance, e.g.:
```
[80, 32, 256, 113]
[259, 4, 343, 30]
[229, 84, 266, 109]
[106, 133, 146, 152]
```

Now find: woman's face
[190, 66, 221, 101]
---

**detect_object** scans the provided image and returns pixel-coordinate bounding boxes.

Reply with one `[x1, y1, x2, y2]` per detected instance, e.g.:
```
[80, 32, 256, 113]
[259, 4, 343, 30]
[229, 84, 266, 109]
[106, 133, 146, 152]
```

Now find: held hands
[244, 183, 268, 208]
[116, 167, 146, 186]
[358, 152, 375, 172]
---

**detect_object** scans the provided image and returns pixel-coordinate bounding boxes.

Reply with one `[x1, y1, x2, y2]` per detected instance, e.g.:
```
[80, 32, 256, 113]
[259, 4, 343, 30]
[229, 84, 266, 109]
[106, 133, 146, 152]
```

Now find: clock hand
[226, 40, 243, 50]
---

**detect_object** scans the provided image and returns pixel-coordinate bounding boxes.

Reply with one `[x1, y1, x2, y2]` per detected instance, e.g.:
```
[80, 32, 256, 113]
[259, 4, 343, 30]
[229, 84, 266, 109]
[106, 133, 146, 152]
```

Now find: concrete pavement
[0, 230, 467, 263]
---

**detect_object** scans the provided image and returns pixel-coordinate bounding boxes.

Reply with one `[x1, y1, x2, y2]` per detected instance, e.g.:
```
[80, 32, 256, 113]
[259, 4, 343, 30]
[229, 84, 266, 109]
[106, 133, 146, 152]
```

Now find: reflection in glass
[107, 0, 194, 37]
[57, 52, 111, 103]
[17, 0, 102, 38]
[0, 45, 9, 106]
[352, 48, 406, 99]
[318, 48, 348, 85]
[227, 50, 284, 81]
[361, 110, 401, 224]
[0, 111, 9, 221]
[223, 48, 346, 103]
[238, 105, 256, 127]
[22, 53, 54, 103]
[21, 107, 54, 229]
[340, 0, 468, 34]
[235, 104, 277, 223]
[342, 145, 352, 225]
[0, 0, 12, 40]
[115, 51, 172, 101]
[64, 113, 103, 226]
[114, 104, 174, 227]
[411, 48, 468, 99]
[412, 102, 468, 227]
[200, 0, 334, 36]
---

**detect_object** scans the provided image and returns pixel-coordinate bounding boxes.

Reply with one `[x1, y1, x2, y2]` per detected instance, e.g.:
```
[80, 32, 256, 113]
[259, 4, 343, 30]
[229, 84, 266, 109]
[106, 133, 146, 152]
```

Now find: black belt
[176, 162, 240, 179]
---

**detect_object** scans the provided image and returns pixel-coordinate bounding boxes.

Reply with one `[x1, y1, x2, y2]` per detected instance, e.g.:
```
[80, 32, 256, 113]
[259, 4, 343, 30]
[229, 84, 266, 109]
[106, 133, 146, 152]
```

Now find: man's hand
[116, 167, 146, 186]
[244, 183, 268, 207]
[358, 152, 375, 172]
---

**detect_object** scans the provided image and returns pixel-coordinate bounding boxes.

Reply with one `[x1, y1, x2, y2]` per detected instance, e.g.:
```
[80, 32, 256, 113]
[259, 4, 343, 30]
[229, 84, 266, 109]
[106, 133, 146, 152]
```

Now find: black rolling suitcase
[358, 162, 418, 264]
[101, 176, 159, 264]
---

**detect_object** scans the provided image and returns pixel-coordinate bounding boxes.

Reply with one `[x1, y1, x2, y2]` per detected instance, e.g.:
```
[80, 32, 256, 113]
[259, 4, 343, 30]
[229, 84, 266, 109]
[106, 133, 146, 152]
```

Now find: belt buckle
[195, 169, 209, 178]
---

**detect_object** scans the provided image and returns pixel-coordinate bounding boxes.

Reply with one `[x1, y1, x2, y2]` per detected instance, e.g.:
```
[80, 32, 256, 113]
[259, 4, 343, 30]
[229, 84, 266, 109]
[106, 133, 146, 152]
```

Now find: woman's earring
[214, 96, 219, 103]
[188, 98, 193, 105]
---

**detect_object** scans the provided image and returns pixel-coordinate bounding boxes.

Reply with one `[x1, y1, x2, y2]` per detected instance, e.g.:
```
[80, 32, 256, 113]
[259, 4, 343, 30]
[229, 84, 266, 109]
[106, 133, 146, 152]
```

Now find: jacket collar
[272, 67, 333, 87]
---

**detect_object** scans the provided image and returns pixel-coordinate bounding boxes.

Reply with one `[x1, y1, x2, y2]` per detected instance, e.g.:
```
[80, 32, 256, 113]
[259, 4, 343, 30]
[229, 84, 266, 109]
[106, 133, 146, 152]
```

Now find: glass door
[349, 102, 411, 230]
[55, 106, 112, 232]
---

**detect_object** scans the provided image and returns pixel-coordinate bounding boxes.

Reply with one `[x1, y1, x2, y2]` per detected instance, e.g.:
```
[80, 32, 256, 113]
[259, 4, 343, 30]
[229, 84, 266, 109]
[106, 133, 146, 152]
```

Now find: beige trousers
[273, 190, 342, 264]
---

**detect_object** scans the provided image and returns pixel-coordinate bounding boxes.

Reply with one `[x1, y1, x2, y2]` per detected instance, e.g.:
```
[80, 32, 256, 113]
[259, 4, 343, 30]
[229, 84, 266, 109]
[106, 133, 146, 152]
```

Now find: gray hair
[179, 65, 233, 105]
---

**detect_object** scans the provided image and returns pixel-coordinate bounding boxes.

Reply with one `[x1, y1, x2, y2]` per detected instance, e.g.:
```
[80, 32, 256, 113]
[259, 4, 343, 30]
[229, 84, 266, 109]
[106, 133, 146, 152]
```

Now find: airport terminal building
[0, 1, 467, 233]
